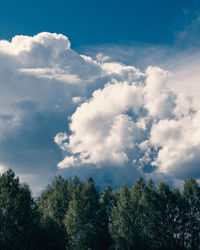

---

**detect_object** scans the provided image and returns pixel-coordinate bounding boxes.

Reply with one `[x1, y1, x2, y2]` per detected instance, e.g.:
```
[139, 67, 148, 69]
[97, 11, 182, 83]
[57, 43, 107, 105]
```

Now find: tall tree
[172, 187, 188, 250]
[37, 176, 70, 225]
[183, 178, 200, 250]
[100, 184, 115, 249]
[156, 181, 180, 250]
[64, 177, 101, 250]
[139, 179, 159, 250]
[130, 177, 146, 249]
[36, 176, 69, 250]
[0, 169, 34, 250]
[110, 184, 135, 250]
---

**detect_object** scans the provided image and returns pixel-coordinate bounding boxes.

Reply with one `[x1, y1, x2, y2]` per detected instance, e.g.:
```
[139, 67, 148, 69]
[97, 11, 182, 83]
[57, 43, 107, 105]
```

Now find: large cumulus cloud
[57, 81, 145, 167]
[56, 64, 200, 182]
[0, 32, 200, 193]
[150, 111, 200, 178]
[0, 32, 105, 193]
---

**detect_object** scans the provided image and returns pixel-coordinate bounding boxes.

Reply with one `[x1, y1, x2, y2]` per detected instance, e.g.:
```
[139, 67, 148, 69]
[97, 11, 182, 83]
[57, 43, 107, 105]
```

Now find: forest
[0, 169, 200, 250]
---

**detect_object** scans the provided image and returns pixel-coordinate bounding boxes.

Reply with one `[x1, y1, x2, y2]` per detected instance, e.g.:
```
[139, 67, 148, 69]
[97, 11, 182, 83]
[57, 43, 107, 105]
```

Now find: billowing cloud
[150, 111, 200, 178]
[0, 32, 106, 193]
[56, 57, 200, 183]
[0, 31, 200, 193]
[144, 66, 176, 119]
[57, 80, 145, 167]
[0, 32, 70, 56]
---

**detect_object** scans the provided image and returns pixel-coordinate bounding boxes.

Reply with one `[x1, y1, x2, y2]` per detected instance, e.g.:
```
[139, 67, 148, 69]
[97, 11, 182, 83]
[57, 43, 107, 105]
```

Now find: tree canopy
[0, 169, 200, 250]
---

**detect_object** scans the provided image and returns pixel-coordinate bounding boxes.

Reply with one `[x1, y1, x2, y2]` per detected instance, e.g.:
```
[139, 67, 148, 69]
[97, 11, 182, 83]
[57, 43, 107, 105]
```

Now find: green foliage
[100, 184, 115, 249]
[0, 169, 34, 250]
[156, 182, 178, 250]
[37, 176, 69, 224]
[110, 184, 136, 250]
[36, 176, 69, 250]
[183, 178, 200, 250]
[0, 169, 200, 250]
[138, 179, 159, 249]
[64, 177, 102, 250]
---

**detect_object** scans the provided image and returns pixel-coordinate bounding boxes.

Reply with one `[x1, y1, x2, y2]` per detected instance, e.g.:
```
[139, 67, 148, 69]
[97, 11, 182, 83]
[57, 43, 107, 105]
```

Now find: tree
[64, 177, 102, 250]
[110, 184, 135, 250]
[139, 179, 159, 250]
[0, 169, 34, 250]
[131, 177, 146, 205]
[156, 182, 180, 250]
[36, 176, 70, 250]
[172, 187, 188, 250]
[130, 177, 146, 249]
[37, 176, 70, 225]
[99, 184, 115, 249]
[183, 178, 200, 250]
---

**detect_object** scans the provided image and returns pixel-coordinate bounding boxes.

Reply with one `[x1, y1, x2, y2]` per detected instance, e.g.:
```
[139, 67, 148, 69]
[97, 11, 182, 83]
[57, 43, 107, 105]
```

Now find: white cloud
[96, 53, 110, 63]
[150, 111, 200, 177]
[0, 164, 7, 174]
[55, 80, 146, 167]
[72, 96, 85, 104]
[58, 156, 78, 168]
[19, 67, 81, 84]
[54, 132, 68, 151]
[56, 55, 200, 182]
[0, 32, 105, 193]
[144, 66, 176, 119]
[1, 31, 200, 193]
[168, 54, 200, 108]
[0, 32, 70, 56]
[101, 62, 144, 82]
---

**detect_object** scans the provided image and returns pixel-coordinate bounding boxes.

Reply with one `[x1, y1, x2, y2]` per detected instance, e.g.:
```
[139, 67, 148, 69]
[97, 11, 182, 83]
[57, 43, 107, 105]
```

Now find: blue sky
[0, 0, 199, 47]
[0, 0, 200, 194]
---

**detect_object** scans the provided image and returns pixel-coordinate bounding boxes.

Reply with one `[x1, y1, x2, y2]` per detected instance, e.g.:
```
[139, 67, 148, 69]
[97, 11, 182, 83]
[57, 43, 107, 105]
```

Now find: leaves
[0, 170, 200, 250]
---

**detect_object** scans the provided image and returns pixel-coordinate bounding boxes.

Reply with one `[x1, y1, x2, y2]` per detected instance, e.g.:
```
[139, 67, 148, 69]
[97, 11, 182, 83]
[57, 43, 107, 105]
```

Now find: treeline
[0, 170, 200, 249]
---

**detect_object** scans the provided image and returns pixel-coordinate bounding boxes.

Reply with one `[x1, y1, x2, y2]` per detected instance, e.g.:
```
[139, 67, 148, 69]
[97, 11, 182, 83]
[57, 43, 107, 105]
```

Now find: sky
[0, 0, 200, 194]
[0, 0, 199, 47]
